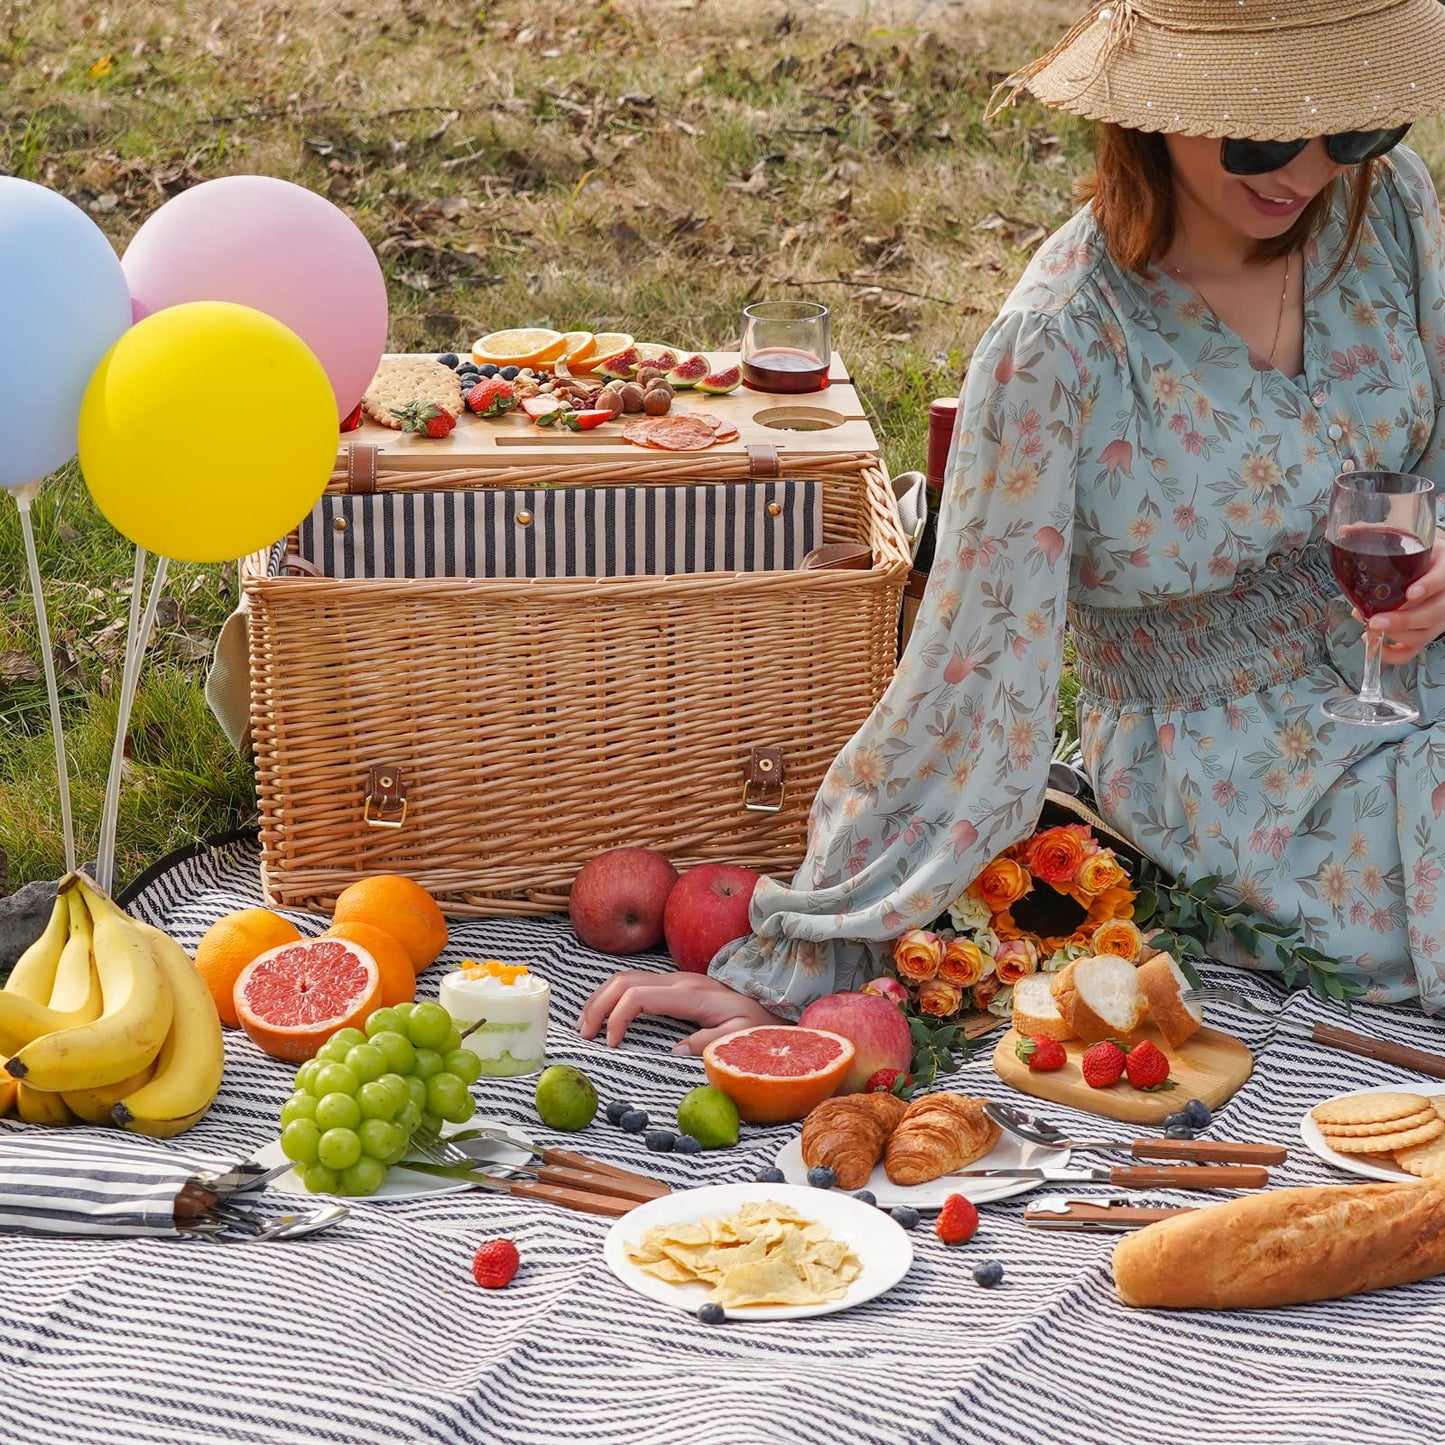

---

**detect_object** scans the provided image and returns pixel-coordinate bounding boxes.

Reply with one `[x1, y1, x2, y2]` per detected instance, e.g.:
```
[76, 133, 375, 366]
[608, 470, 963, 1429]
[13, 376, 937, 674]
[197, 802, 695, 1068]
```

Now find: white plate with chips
[1299, 1086, 1444, 1183]
[604, 1182, 912, 1321]
[773, 1122, 1066, 1210]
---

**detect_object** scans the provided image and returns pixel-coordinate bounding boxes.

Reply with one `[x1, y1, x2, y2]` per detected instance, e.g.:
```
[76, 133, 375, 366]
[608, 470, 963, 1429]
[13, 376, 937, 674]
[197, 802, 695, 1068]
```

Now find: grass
[4, 0, 1437, 890]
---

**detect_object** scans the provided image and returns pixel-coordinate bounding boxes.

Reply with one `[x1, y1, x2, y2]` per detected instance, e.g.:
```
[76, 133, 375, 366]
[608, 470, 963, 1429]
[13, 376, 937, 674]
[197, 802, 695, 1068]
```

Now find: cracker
[1394, 1132, 1445, 1177]
[1320, 1107, 1439, 1137]
[1329, 1116, 1445, 1154]
[362, 357, 465, 430]
[1310, 1092, 1431, 1127]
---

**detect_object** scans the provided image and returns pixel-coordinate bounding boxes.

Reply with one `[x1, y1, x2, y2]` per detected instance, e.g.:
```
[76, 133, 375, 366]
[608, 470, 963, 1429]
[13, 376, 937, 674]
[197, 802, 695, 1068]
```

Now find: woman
[581, 0, 1445, 1050]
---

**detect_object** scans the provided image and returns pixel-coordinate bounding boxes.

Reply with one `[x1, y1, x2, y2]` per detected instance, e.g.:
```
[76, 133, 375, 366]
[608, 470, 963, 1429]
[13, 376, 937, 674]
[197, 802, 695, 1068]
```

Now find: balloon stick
[95, 546, 168, 896]
[9, 480, 77, 874]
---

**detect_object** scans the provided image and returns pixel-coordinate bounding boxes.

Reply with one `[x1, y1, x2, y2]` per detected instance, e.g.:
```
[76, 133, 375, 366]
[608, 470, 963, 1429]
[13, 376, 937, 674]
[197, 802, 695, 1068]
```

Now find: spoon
[984, 1100, 1288, 1166]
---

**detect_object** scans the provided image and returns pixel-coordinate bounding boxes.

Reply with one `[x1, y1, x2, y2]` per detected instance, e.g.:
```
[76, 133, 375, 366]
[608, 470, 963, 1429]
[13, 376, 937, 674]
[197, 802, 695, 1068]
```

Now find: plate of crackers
[1301, 1087, 1445, 1181]
[604, 1183, 912, 1321]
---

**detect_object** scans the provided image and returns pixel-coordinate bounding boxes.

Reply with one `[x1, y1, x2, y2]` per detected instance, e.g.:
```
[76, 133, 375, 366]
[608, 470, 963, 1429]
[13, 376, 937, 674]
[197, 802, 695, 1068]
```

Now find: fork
[407, 1130, 665, 1203]
[412, 1126, 671, 1197]
[1183, 986, 1445, 1079]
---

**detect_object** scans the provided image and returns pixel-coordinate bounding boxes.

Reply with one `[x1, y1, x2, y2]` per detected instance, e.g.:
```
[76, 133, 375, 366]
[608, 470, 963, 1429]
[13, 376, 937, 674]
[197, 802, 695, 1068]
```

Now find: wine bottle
[913, 396, 956, 576]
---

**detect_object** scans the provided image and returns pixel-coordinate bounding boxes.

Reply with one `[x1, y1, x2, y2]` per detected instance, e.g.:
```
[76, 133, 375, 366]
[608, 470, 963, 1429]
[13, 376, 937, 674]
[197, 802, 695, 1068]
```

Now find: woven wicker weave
[241, 447, 909, 917]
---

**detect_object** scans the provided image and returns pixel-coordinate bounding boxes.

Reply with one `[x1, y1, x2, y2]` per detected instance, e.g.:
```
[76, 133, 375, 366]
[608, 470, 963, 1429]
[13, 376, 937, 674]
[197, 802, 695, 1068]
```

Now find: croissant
[884, 1094, 1000, 1186]
[800, 1093, 908, 1190]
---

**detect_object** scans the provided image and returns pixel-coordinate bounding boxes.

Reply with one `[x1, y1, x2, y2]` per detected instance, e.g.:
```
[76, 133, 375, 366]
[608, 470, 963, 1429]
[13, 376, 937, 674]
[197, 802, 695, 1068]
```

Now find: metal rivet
[516, 510, 533, 526]
[380, 775, 393, 788]
[758, 758, 774, 772]
[332, 517, 349, 532]
[766, 502, 783, 517]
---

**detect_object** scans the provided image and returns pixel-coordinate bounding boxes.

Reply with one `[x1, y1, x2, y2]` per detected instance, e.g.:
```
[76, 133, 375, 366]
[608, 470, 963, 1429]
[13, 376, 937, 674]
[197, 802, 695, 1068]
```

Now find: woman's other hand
[1369, 536, 1445, 664]
[578, 969, 780, 1055]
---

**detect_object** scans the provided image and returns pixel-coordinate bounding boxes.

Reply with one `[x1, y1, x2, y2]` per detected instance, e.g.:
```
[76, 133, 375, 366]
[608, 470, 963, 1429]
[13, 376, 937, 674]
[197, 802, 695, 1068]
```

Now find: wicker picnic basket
[240, 366, 909, 917]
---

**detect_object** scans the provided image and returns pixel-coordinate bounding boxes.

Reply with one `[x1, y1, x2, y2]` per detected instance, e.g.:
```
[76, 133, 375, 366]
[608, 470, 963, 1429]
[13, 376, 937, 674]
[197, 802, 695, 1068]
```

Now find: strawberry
[521, 395, 563, 420]
[465, 377, 518, 417]
[1015, 1034, 1066, 1072]
[1124, 1038, 1176, 1091]
[340, 402, 364, 432]
[471, 1238, 520, 1289]
[1081, 1039, 1127, 1089]
[934, 1193, 979, 1246]
[560, 408, 613, 431]
[391, 402, 456, 438]
[864, 1067, 912, 1095]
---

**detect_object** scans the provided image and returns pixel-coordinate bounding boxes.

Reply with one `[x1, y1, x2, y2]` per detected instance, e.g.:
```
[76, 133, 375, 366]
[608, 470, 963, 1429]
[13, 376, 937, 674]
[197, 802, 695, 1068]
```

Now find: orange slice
[559, 331, 597, 367]
[569, 331, 634, 374]
[472, 328, 569, 368]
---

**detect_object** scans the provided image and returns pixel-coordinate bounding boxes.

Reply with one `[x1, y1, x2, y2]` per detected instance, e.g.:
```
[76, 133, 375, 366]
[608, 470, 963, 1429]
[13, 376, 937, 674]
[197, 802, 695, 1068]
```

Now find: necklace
[1171, 250, 1293, 368]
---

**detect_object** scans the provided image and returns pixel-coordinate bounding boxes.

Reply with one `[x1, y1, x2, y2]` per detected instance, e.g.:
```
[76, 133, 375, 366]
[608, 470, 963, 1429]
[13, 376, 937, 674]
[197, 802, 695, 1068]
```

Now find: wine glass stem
[1360, 626, 1386, 703]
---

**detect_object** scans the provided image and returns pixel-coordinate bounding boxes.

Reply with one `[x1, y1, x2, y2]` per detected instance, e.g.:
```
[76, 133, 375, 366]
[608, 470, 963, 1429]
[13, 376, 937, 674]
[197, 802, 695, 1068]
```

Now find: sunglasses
[1220, 125, 1411, 176]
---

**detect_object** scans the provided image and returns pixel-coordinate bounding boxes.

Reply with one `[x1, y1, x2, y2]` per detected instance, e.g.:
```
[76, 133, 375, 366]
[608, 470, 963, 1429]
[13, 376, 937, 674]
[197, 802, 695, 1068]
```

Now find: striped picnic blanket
[1, 833, 1443, 1445]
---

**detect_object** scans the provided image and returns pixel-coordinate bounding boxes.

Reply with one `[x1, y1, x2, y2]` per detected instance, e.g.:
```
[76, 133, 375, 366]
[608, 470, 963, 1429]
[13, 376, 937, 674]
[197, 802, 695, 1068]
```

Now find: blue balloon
[0, 178, 132, 490]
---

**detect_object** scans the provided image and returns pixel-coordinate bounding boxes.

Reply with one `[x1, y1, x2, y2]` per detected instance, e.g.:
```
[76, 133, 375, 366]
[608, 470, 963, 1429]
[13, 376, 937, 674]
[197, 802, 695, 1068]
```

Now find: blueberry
[1162, 1111, 1189, 1131]
[805, 1166, 836, 1189]
[853, 1190, 877, 1207]
[973, 1260, 1005, 1288]
[620, 1109, 649, 1133]
[674, 1134, 703, 1154]
[1164, 1124, 1195, 1139]
[755, 1166, 786, 1183]
[645, 1129, 676, 1152]
[499, 365, 520, 380]
[605, 1101, 632, 1125]
[478, 363, 500, 377]
[890, 1206, 920, 1230]
[437, 353, 459, 369]
[696, 1302, 726, 1324]
[1184, 1099, 1214, 1129]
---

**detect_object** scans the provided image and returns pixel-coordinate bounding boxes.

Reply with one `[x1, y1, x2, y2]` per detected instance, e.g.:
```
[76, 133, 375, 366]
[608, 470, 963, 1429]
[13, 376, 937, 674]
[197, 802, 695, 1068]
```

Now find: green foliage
[906, 1012, 975, 1087]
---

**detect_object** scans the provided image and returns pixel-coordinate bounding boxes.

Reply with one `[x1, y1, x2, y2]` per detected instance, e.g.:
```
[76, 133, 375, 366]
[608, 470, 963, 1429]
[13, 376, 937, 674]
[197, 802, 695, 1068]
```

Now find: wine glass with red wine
[1322, 469, 1436, 726]
[740, 301, 831, 393]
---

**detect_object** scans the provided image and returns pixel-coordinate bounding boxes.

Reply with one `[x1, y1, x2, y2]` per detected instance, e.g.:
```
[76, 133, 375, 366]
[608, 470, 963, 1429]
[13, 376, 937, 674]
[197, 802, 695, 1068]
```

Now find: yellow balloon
[79, 300, 337, 563]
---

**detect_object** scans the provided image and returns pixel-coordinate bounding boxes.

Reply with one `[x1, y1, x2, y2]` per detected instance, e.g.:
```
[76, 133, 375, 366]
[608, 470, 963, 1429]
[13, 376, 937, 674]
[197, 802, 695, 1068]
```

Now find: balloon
[121, 175, 388, 419]
[0, 178, 131, 489]
[79, 302, 337, 563]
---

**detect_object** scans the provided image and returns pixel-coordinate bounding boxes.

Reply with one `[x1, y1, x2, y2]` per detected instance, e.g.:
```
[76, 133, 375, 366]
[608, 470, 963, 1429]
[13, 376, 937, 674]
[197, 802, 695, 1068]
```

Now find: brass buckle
[742, 747, 786, 813]
[363, 766, 408, 830]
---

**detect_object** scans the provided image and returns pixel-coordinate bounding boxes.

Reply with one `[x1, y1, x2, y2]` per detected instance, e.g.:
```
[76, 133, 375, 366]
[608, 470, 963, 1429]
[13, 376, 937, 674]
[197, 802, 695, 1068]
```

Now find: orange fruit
[332, 874, 448, 974]
[323, 920, 416, 1007]
[234, 938, 383, 1062]
[702, 1026, 855, 1124]
[568, 332, 634, 374]
[559, 330, 597, 367]
[472, 328, 568, 369]
[194, 908, 303, 1029]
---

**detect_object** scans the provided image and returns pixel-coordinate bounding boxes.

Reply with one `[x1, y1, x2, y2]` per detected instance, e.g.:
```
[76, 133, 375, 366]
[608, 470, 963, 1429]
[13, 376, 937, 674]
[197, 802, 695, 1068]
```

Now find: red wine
[741, 347, 829, 393]
[1328, 525, 1431, 616]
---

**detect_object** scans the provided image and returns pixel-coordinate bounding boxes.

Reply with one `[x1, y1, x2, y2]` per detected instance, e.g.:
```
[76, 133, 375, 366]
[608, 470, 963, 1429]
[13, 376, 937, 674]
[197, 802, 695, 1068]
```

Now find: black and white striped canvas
[289, 479, 822, 580]
[1, 833, 1442, 1444]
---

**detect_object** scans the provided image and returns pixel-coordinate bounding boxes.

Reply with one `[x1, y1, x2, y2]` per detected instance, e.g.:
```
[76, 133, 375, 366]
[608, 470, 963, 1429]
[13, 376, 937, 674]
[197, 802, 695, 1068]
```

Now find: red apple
[662, 864, 762, 973]
[797, 991, 914, 1094]
[568, 847, 680, 954]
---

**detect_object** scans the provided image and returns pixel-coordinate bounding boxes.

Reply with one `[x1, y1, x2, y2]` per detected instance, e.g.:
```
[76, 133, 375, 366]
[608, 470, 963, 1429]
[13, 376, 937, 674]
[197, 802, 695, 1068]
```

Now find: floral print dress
[714, 146, 1445, 1016]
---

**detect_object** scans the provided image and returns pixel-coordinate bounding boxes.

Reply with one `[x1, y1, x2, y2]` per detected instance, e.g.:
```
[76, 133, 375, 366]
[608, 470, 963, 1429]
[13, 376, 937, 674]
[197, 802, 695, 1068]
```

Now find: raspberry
[471, 1238, 520, 1290]
[1081, 1040, 1127, 1089]
[934, 1193, 979, 1245]
[864, 1068, 912, 1094]
[1015, 1034, 1067, 1072]
[1124, 1038, 1176, 1091]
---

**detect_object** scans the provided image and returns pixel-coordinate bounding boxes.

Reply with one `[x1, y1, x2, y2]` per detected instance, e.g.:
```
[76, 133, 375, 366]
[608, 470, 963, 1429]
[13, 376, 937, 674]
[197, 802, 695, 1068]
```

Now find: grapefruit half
[702, 1025, 855, 1124]
[234, 939, 383, 1062]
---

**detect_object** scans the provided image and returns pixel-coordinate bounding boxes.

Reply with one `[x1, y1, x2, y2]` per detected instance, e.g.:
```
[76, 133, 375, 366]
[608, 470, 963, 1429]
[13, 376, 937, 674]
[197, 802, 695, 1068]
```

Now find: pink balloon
[121, 176, 387, 417]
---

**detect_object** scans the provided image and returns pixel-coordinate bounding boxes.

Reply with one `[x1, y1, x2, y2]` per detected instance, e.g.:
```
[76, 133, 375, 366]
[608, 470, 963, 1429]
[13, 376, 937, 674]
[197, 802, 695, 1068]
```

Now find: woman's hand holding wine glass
[1365, 534, 1445, 665]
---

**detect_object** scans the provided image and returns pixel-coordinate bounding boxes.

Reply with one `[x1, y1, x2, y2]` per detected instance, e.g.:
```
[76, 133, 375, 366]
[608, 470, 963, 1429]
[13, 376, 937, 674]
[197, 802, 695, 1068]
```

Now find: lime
[534, 1064, 598, 1132]
[676, 1085, 740, 1149]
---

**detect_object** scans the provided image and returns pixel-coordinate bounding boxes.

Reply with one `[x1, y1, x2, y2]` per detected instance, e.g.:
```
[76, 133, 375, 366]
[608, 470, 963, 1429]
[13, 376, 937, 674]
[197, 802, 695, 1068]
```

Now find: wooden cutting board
[991, 1022, 1254, 1125]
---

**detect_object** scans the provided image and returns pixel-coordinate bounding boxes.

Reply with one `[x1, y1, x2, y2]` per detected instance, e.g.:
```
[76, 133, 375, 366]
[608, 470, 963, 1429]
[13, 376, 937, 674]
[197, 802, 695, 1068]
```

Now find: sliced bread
[1050, 955, 1146, 1044]
[1137, 952, 1203, 1049]
[1012, 972, 1076, 1041]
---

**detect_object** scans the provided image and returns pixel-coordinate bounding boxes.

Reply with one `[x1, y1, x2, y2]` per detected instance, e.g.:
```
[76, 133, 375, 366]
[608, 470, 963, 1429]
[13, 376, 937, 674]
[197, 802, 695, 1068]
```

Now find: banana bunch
[0, 875, 224, 1137]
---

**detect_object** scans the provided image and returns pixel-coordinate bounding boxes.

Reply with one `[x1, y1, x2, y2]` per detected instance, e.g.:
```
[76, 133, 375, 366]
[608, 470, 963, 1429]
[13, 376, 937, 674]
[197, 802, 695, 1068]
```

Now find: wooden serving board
[341, 351, 880, 470]
[992, 1023, 1254, 1125]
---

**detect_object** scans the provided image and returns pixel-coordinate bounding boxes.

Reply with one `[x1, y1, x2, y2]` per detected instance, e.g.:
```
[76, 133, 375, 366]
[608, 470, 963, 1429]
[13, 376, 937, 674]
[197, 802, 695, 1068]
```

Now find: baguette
[1136, 952, 1203, 1049]
[1011, 972, 1075, 1042]
[1112, 1179, 1445, 1309]
[1050, 955, 1145, 1044]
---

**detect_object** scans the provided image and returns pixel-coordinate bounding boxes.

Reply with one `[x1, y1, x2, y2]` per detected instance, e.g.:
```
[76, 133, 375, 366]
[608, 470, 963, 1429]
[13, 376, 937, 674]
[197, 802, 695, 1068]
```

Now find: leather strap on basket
[278, 554, 323, 578]
[742, 747, 786, 812]
[363, 765, 408, 829]
[746, 444, 780, 478]
[346, 443, 379, 495]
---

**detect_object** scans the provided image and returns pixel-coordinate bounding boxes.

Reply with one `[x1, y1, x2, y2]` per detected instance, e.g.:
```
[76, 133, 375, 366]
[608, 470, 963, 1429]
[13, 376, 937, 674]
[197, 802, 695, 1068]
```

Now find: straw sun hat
[989, 0, 1445, 140]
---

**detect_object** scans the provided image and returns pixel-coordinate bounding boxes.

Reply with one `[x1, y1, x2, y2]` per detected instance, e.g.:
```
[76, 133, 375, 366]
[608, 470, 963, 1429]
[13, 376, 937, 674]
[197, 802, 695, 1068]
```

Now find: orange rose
[1093, 919, 1144, 961]
[1025, 826, 1088, 888]
[893, 929, 943, 982]
[1077, 851, 1126, 897]
[940, 938, 989, 987]
[917, 978, 964, 1017]
[975, 857, 1032, 912]
[993, 938, 1040, 984]
[972, 975, 1005, 1011]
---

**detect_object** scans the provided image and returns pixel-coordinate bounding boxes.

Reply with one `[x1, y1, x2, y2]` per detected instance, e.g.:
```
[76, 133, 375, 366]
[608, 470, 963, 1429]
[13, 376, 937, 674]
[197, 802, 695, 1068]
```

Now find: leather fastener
[743, 747, 786, 813]
[346, 443, 379, 495]
[363, 766, 408, 830]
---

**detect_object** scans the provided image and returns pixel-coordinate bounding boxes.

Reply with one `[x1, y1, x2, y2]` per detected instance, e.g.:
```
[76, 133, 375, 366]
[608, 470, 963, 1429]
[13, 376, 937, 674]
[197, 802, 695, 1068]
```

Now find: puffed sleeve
[710, 305, 1084, 1016]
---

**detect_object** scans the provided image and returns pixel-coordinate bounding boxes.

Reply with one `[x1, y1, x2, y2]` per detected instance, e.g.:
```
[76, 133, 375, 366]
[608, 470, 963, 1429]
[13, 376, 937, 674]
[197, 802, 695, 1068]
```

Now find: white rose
[985, 984, 1016, 1017]
[948, 891, 992, 933]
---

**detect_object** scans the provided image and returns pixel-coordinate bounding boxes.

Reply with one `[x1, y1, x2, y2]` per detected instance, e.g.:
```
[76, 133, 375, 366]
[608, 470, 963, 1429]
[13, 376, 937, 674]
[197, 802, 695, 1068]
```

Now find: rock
[0, 877, 61, 978]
